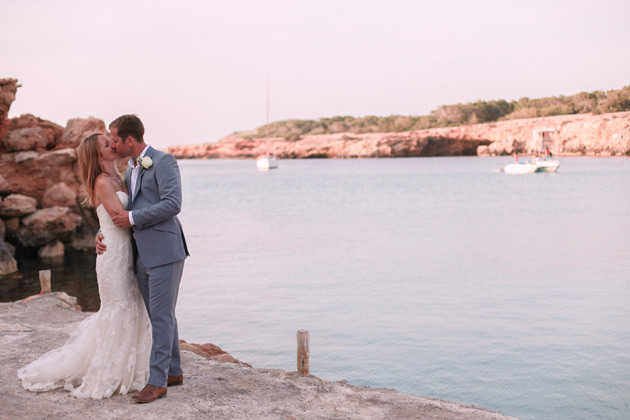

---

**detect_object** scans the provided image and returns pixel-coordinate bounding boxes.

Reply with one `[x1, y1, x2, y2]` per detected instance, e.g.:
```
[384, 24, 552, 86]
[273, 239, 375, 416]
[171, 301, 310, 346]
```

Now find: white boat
[502, 162, 538, 174]
[257, 75, 279, 171]
[256, 154, 278, 170]
[535, 157, 560, 173]
[500, 128, 560, 174]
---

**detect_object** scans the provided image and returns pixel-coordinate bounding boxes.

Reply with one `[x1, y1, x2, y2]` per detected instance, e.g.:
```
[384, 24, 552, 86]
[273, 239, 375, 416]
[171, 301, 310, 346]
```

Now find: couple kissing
[18, 115, 189, 403]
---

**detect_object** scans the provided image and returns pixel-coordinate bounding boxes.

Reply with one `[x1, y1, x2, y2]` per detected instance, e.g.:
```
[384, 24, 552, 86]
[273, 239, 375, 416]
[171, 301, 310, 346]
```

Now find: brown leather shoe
[131, 385, 167, 403]
[167, 374, 184, 386]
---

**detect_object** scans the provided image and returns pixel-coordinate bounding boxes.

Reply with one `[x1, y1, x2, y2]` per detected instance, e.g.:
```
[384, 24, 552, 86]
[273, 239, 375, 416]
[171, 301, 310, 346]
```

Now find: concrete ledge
[0, 294, 518, 420]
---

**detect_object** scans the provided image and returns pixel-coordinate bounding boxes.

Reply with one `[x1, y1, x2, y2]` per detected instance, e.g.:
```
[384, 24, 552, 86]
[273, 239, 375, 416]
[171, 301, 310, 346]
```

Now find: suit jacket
[126, 146, 189, 268]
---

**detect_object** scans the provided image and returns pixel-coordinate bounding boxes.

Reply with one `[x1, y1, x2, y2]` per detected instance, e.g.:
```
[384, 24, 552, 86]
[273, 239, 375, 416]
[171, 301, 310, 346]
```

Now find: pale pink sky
[2, 0, 629, 149]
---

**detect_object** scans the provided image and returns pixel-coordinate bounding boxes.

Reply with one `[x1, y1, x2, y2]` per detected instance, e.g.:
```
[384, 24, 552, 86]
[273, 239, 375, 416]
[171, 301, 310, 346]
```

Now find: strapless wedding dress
[18, 191, 151, 399]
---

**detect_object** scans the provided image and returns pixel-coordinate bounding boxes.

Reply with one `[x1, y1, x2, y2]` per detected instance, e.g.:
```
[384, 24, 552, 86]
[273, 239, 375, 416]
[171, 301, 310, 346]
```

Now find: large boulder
[178, 340, 252, 367]
[38, 239, 65, 260]
[60, 117, 107, 148]
[1, 194, 37, 217]
[3, 127, 55, 152]
[0, 148, 80, 203]
[6, 114, 64, 145]
[16, 206, 82, 247]
[0, 238, 18, 275]
[42, 182, 77, 208]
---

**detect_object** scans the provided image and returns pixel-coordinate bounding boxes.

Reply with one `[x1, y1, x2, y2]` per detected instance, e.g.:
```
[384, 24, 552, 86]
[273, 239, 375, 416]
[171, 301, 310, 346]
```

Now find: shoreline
[1, 293, 519, 420]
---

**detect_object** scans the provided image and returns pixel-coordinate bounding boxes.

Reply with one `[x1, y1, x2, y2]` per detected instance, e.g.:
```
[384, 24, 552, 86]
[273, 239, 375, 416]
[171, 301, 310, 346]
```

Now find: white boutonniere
[137, 156, 153, 169]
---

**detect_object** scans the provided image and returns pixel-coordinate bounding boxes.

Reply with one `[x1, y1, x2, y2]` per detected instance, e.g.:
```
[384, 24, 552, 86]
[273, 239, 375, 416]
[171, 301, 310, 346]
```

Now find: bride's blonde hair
[77, 133, 104, 207]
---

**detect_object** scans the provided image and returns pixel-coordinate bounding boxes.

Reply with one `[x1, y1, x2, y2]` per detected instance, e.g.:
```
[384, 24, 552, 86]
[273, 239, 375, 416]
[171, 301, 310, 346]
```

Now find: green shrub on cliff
[244, 85, 630, 139]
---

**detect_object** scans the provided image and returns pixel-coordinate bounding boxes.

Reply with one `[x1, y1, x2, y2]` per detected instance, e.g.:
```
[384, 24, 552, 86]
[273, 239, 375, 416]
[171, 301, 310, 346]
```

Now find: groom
[96, 114, 189, 403]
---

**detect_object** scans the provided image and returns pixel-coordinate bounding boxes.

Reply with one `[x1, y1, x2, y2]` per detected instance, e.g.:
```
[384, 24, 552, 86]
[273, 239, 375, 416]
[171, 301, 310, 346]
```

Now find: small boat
[256, 153, 278, 170]
[534, 157, 560, 173]
[500, 128, 561, 174]
[502, 161, 538, 174]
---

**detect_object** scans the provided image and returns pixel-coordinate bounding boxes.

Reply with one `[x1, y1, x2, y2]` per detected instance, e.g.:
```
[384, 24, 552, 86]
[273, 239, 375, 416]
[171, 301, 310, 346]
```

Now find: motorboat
[502, 161, 538, 174]
[535, 157, 560, 172]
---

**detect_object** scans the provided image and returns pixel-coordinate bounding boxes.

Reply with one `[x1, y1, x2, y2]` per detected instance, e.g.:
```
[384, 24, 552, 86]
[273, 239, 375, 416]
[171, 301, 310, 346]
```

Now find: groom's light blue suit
[126, 145, 189, 388]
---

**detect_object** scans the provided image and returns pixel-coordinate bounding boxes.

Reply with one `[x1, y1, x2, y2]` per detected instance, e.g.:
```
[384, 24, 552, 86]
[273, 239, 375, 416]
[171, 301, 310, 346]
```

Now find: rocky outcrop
[0, 194, 37, 217]
[37, 239, 65, 260]
[0, 78, 103, 266]
[60, 117, 107, 149]
[167, 111, 630, 159]
[179, 340, 252, 367]
[17, 206, 82, 248]
[42, 182, 77, 209]
[0, 78, 20, 141]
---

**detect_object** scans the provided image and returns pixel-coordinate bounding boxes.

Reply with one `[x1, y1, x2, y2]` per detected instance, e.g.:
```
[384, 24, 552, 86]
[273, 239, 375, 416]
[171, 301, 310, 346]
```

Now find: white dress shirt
[128, 144, 150, 226]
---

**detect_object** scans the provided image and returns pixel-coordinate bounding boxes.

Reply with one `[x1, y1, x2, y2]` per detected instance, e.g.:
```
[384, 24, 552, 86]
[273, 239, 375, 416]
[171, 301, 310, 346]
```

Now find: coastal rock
[0, 148, 82, 206]
[0, 194, 37, 217]
[0, 78, 19, 141]
[60, 117, 107, 148]
[0, 238, 18, 275]
[16, 206, 82, 247]
[0, 218, 4, 240]
[42, 182, 77, 208]
[35, 148, 77, 166]
[38, 239, 65, 260]
[3, 127, 54, 152]
[179, 340, 252, 367]
[4, 217, 19, 238]
[6, 113, 64, 148]
[14, 150, 39, 163]
[4, 241, 15, 256]
[0, 174, 10, 194]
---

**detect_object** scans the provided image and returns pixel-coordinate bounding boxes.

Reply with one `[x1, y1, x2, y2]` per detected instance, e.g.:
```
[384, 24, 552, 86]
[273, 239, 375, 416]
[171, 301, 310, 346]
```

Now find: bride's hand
[95, 233, 106, 254]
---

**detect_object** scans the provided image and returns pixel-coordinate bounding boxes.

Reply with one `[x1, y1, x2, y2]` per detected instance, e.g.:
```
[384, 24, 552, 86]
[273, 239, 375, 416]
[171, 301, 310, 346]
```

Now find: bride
[17, 133, 151, 399]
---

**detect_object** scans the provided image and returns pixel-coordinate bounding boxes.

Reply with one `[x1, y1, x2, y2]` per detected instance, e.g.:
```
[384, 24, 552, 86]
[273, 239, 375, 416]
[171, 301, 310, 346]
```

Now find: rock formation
[167, 111, 630, 159]
[0, 78, 105, 274]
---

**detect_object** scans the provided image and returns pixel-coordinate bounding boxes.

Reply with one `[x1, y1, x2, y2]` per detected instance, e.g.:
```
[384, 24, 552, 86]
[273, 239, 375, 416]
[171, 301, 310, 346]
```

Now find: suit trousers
[135, 255, 185, 388]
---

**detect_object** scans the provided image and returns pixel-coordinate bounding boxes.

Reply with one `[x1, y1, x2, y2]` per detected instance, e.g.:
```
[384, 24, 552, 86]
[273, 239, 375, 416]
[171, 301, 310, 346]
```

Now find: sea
[3, 157, 629, 420]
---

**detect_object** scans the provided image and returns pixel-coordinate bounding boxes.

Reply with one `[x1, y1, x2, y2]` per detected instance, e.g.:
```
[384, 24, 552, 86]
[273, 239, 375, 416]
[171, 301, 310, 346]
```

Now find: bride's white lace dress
[18, 191, 151, 399]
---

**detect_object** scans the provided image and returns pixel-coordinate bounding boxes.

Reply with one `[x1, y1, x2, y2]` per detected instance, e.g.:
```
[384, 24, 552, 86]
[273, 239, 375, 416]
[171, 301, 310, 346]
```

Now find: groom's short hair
[110, 114, 145, 143]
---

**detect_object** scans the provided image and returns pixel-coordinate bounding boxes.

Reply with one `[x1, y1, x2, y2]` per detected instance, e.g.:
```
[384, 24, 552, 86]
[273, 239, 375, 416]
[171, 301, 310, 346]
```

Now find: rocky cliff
[0, 78, 105, 274]
[167, 111, 630, 159]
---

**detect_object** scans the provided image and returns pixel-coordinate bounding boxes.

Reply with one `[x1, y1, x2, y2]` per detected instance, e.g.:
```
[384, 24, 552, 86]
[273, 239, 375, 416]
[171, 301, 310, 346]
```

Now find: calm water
[6, 157, 630, 420]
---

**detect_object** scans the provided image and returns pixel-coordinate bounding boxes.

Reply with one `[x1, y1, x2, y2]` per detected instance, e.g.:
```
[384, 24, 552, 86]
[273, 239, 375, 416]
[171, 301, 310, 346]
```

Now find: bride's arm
[94, 176, 126, 220]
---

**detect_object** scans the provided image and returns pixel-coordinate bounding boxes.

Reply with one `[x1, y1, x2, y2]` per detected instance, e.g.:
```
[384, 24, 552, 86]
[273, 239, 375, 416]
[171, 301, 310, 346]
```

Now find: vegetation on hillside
[243, 85, 630, 141]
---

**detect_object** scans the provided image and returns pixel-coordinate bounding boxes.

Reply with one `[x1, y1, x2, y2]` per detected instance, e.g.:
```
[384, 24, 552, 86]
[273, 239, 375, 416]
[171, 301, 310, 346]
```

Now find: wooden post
[297, 329, 310, 375]
[39, 270, 52, 294]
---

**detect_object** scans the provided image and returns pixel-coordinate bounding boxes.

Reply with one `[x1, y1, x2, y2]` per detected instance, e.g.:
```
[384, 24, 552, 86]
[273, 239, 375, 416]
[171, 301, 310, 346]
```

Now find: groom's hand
[112, 209, 132, 228]
[95, 233, 106, 254]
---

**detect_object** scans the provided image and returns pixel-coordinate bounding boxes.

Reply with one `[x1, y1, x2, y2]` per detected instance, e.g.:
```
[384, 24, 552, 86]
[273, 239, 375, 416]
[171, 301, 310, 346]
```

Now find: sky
[2, 0, 629, 149]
